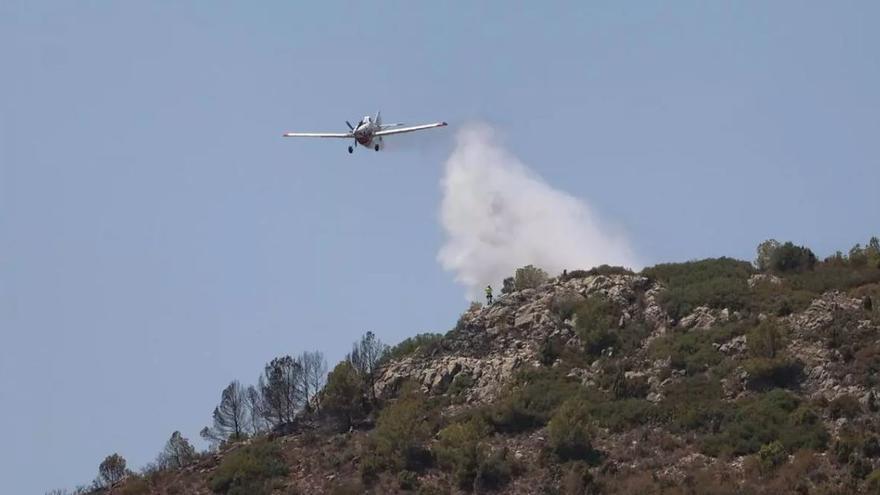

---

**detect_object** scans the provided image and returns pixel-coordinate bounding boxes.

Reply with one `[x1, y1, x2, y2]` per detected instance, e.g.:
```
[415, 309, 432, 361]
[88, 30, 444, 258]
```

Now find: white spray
[438, 123, 638, 300]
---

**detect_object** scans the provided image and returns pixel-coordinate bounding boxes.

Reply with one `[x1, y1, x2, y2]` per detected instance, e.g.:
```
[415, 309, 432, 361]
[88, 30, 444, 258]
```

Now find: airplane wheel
[374, 144, 380, 151]
[348, 146, 353, 154]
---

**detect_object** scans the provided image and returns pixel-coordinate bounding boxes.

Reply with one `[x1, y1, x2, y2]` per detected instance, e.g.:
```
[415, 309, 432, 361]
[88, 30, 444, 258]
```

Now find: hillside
[80, 240, 880, 494]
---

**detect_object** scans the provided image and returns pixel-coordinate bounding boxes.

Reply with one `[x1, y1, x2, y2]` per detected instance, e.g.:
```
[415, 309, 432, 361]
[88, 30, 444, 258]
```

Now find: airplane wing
[373, 122, 447, 137]
[282, 132, 353, 138]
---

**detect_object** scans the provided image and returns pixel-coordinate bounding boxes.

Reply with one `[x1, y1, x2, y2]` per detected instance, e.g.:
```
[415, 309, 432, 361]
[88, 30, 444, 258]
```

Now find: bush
[551, 292, 584, 321]
[703, 390, 827, 457]
[561, 265, 634, 281]
[866, 469, 880, 494]
[209, 440, 288, 495]
[434, 417, 490, 489]
[448, 372, 475, 401]
[368, 384, 437, 472]
[397, 470, 420, 490]
[501, 276, 515, 294]
[573, 296, 618, 356]
[828, 394, 862, 419]
[547, 397, 597, 462]
[383, 333, 444, 363]
[648, 326, 730, 375]
[660, 375, 726, 433]
[758, 441, 788, 473]
[117, 476, 150, 495]
[514, 265, 549, 290]
[748, 319, 784, 359]
[486, 369, 579, 433]
[538, 338, 562, 366]
[743, 357, 803, 391]
[473, 448, 515, 492]
[587, 397, 657, 432]
[561, 461, 598, 495]
[642, 258, 753, 321]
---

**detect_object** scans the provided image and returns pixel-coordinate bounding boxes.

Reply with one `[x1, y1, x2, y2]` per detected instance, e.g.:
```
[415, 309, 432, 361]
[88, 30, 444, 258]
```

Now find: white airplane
[283, 112, 447, 153]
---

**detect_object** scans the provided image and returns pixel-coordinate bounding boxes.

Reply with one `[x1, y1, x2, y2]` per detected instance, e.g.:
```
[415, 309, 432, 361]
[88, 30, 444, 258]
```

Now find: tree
[98, 453, 127, 487]
[755, 239, 781, 271]
[159, 431, 197, 469]
[867, 236, 880, 267]
[850, 243, 868, 267]
[298, 350, 327, 412]
[769, 242, 816, 273]
[208, 380, 249, 441]
[349, 331, 388, 402]
[514, 265, 548, 290]
[245, 384, 268, 434]
[322, 360, 365, 429]
[259, 355, 304, 427]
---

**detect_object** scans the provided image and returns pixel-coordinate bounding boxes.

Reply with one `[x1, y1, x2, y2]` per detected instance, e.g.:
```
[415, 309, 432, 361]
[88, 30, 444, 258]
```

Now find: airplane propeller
[346, 121, 354, 130]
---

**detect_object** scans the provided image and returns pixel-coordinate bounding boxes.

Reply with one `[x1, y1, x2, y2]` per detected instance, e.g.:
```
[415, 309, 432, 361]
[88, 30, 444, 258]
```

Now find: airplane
[282, 112, 447, 153]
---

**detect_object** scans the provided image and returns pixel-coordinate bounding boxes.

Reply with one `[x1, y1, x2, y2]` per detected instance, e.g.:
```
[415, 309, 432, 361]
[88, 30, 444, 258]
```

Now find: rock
[719, 335, 747, 355]
[748, 274, 782, 288]
[373, 273, 660, 404]
[679, 306, 721, 330]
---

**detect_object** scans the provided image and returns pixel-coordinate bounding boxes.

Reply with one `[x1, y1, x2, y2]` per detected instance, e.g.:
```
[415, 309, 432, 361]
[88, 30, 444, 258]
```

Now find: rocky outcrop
[374, 274, 660, 402]
[785, 291, 877, 401]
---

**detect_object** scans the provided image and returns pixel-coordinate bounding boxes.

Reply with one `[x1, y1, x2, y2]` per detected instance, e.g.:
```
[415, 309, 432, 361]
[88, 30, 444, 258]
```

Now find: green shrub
[487, 369, 579, 433]
[648, 326, 730, 375]
[538, 337, 562, 366]
[660, 375, 726, 433]
[383, 333, 444, 363]
[828, 395, 862, 419]
[514, 265, 549, 290]
[758, 441, 788, 473]
[434, 417, 490, 489]
[209, 440, 288, 495]
[743, 357, 803, 391]
[561, 461, 598, 495]
[561, 265, 634, 281]
[117, 475, 151, 495]
[587, 398, 657, 432]
[448, 373, 475, 402]
[473, 448, 515, 492]
[547, 397, 598, 462]
[787, 263, 880, 294]
[642, 257, 753, 321]
[368, 384, 437, 472]
[551, 292, 583, 321]
[397, 470, 420, 490]
[866, 469, 880, 494]
[573, 296, 618, 356]
[703, 390, 827, 457]
[748, 319, 784, 359]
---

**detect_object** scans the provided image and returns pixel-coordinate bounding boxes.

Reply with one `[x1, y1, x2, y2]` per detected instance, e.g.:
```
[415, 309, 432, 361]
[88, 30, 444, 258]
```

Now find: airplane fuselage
[353, 116, 378, 147]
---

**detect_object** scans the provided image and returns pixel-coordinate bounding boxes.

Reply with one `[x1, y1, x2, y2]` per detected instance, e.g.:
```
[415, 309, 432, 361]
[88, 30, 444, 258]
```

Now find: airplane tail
[375, 111, 381, 126]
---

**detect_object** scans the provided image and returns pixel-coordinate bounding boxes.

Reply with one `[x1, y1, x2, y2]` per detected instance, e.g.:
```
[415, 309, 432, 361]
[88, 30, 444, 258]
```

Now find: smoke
[438, 123, 639, 300]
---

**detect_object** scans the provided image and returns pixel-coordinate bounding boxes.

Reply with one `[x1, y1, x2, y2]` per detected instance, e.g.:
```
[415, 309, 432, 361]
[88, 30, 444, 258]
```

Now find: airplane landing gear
[374, 144, 380, 151]
[348, 146, 353, 154]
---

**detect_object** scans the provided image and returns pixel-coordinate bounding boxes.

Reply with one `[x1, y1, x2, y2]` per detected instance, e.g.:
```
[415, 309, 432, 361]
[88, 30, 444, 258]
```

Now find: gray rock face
[787, 290, 864, 335]
[748, 273, 782, 288]
[373, 274, 661, 403]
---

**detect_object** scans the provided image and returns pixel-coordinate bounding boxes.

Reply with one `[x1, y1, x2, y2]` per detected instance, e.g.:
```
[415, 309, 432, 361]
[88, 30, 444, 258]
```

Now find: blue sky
[2, 2, 879, 493]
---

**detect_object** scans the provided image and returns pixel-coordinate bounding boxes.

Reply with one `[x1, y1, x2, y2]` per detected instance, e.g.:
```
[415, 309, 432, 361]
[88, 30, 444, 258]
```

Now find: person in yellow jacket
[485, 285, 493, 305]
